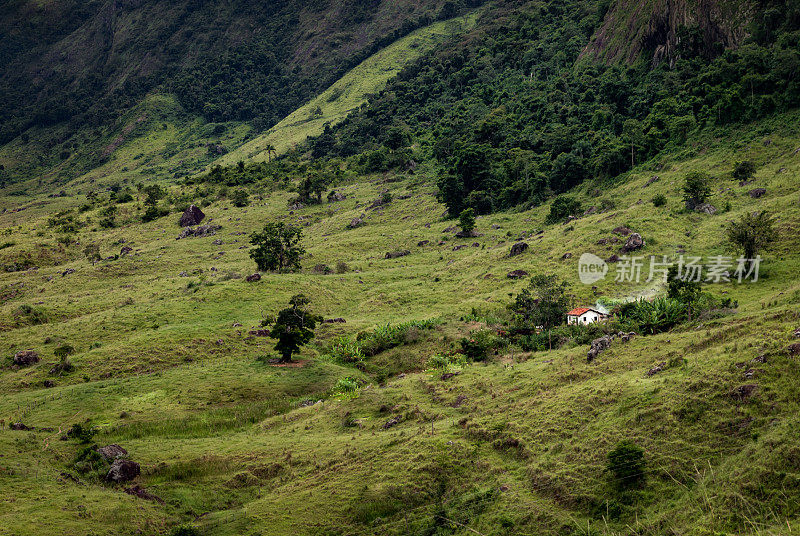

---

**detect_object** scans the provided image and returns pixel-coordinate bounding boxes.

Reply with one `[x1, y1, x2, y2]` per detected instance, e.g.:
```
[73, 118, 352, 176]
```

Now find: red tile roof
[567, 307, 592, 316]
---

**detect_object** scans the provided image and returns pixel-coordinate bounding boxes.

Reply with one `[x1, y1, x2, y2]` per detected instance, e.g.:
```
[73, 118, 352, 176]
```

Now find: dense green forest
[308, 0, 800, 215]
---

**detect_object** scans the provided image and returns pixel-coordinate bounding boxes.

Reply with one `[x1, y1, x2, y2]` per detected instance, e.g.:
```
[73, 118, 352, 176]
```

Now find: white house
[566, 307, 607, 325]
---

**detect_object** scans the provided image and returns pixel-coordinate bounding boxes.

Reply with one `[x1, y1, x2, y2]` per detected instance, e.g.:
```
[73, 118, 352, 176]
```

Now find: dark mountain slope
[0, 0, 463, 144]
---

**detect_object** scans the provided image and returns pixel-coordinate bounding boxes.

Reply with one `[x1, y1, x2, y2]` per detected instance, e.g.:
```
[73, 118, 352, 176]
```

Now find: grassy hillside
[1, 110, 799, 535]
[215, 10, 481, 166]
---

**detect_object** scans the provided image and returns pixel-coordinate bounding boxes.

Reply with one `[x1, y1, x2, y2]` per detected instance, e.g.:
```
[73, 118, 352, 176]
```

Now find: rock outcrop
[179, 205, 205, 227]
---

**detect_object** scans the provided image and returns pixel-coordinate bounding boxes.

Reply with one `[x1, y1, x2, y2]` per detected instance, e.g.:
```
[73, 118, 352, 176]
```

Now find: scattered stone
[327, 191, 346, 203]
[587, 335, 612, 363]
[382, 417, 401, 430]
[441, 371, 461, 381]
[794, 327, 800, 339]
[176, 224, 220, 240]
[787, 342, 800, 356]
[748, 188, 766, 198]
[694, 203, 717, 215]
[120, 246, 133, 256]
[606, 254, 620, 263]
[322, 318, 346, 324]
[248, 329, 270, 337]
[43, 380, 55, 388]
[245, 273, 261, 283]
[13, 350, 39, 367]
[506, 270, 529, 279]
[646, 361, 667, 377]
[312, 264, 332, 274]
[61, 268, 75, 277]
[455, 229, 479, 239]
[613, 226, 632, 236]
[583, 206, 597, 216]
[644, 175, 660, 187]
[451, 395, 468, 408]
[179, 205, 205, 227]
[385, 250, 410, 259]
[730, 384, 757, 402]
[561, 252, 572, 260]
[212, 239, 223, 246]
[124, 485, 164, 504]
[621, 233, 645, 253]
[106, 459, 140, 483]
[10, 422, 32, 431]
[96, 445, 128, 462]
[452, 245, 467, 251]
[417, 240, 430, 247]
[509, 242, 529, 257]
[348, 216, 365, 229]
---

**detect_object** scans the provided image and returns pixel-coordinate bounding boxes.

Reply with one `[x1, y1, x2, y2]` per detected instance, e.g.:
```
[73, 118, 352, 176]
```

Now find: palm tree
[265, 143, 276, 162]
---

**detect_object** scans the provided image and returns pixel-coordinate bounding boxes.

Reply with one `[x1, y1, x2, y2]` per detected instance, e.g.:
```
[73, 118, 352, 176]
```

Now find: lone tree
[266, 295, 321, 363]
[458, 208, 476, 235]
[249, 222, 305, 272]
[511, 274, 569, 349]
[726, 210, 776, 266]
[682, 171, 712, 210]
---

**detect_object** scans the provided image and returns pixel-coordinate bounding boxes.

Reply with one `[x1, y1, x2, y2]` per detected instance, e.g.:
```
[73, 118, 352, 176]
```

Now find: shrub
[619, 297, 687, 334]
[335, 261, 349, 274]
[607, 440, 646, 489]
[332, 377, 360, 396]
[732, 160, 757, 182]
[327, 336, 364, 364]
[545, 196, 581, 224]
[67, 423, 97, 444]
[14, 304, 48, 325]
[682, 171, 712, 210]
[460, 329, 501, 361]
[230, 189, 250, 207]
[652, 193, 667, 207]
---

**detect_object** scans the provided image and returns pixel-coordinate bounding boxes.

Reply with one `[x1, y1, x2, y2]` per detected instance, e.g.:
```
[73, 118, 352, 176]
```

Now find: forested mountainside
[0, 0, 471, 144]
[306, 0, 799, 216]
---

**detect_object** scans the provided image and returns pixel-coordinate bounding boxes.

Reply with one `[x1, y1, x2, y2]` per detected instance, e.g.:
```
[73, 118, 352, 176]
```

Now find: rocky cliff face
[581, 0, 752, 66]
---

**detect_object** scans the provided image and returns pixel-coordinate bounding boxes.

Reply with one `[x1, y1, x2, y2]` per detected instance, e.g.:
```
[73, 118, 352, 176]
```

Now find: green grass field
[1, 105, 800, 535]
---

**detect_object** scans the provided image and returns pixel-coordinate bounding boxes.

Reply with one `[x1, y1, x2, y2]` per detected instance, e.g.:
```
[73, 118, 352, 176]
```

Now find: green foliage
[460, 329, 502, 361]
[545, 196, 581, 224]
[619, 297, 687, 334]
[141, 206, 169, 223]
[607, 440, 646, 489]
[249, 222, 305, 273]
[427, 352, 467, 371]
[682, 171, 712, 209]
[170, 527, 200, 536]
[310, 0, 800, 216]
[732, 160, 757, 182]
[13, 304, 49, 325]
[511, 275, 569, 331]
[326, 336, 365, 364]
[458, 208, 476, 234]
[53, 345, 75, 359]
[726, 210, 776, 260]
[67, 423, 97, 444]
[230, 189, 250, 207]
[652, 193, 667, 207]
[667, 265, 702, 311]
[332, 377, 361, 397]
[265, 294, 321, 362]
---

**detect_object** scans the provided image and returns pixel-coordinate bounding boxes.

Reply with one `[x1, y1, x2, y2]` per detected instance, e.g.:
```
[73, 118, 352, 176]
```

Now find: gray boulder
[13, 350, 39, 367]
[106, 459, 140, 483]
[97, 445, 128, 462]
[509, 242, 529, 257]
[621, 233, 645, 253]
